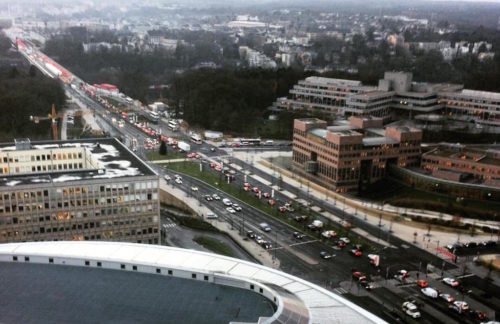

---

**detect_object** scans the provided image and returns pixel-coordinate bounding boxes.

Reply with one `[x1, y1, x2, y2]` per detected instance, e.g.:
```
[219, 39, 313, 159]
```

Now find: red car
[349, 249, 362, 257]
[268, 199, 275, 206]
[279, 206, 286, 213]
[416, 280, 428, 288]
[338, 241, 346, 248]
[352, 271, 367, 282]
[263, 192, 270, 198]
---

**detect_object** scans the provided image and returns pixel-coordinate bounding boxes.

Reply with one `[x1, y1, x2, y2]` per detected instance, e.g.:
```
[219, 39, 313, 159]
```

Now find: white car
[175, 175, 182, 180]
[443, 277, 460, 287]
[222, 198, 232, 206]
[439, 293, 455, 303]
[421, 287, 438, 298]
[175, 178, 182, 184]
[191, 186, 199, 192]
[226, 207, 236, 214]
[232, 204, 242, 211]
[453, 301, 469, 311]
[163, 175, 171, 181]
[339, 237, 350, 244]
[259, 222, 271, 232]
[402, 302, 421, 319]
[212, 194, 220, 200]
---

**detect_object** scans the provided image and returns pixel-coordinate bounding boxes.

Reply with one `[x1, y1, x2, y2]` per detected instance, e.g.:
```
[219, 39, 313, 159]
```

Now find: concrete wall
[160, 188, 196, 214]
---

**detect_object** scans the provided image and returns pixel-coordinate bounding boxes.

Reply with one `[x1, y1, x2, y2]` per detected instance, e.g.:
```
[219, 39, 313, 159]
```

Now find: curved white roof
[0, 242, 386, 324]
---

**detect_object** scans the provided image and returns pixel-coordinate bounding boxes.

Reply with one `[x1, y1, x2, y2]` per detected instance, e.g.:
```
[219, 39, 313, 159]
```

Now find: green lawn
[360, 178, 500, 221]
[170, 214, 220, 233]
[193, 235, 237, 258]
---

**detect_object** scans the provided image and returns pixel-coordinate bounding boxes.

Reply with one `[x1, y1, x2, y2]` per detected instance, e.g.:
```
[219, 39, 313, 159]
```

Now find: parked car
[421, 287, 438, 298]
[339, 237, 350, 244]
[443, 277, 460, 287]
[349, 249, 362, 257]
[320, 251, 332, 259]
[416, 279, 428, 288]
[175, 178, 182, 184]
[163, 175, 171, 181]
[294, 215, 308, 222]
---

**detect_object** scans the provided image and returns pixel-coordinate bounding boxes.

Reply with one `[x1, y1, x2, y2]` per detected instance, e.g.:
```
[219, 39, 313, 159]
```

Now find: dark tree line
[169, 68, 309, 134]
[0, 67, 66, 141]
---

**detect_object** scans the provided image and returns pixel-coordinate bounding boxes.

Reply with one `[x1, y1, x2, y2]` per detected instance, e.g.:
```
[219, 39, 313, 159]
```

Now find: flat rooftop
[0, 262, 274, 324]
[0, 138, 156, 188]
[304, 76, 362, 87]
[363, 137, 399, 146]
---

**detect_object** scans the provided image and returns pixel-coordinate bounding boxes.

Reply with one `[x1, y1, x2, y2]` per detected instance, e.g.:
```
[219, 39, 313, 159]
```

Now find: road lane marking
[289, 240, 318, 247]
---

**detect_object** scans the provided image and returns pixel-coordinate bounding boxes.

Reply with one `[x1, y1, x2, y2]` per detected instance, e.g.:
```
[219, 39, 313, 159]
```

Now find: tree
[159, 140, 167, 155]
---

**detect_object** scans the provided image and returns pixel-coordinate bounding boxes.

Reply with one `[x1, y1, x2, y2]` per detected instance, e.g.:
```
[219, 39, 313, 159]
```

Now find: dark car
[293, 232, 305, 239]
[261, 241, 272, 250]
[352, 271, 367, 281]
[246, 230, 256, 239]
[353, 244, 363, 251]
[481, 240, 497, 248]
[320, 251, 332, 259]
[464, 242, 477, 248]
[359, 280, 374, 290]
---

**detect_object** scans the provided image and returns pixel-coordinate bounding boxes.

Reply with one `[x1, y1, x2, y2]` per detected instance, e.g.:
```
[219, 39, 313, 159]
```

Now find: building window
[12, 256, 17, 261]
[132, 265, 137, 271]
[156, 268, 161, 274]
[250, 284, 254, 290]
[24, 256, 29, 262]
[85, 260, 90, 266]
[120, 264, 125, 270]
[49, 258, 54, 263]
[192, 273, 197, 279]
[259, 288, 263, 294]
[204, 275, 209, 281]
[168, 270, 173, 275]
[97, 262, 102, 267]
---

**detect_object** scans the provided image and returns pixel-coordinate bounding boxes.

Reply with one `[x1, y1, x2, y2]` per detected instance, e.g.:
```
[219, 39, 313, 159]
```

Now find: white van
[260, 223, 271, 232]
[222, 198, 232, 206]
[421, 287, 438, 298]
[206, 212, 218, 219]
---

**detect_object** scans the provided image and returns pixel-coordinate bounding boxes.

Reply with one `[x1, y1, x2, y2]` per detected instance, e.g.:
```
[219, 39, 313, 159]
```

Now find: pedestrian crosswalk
[162, 222, 176, 229]
[334, 287, 348, 295]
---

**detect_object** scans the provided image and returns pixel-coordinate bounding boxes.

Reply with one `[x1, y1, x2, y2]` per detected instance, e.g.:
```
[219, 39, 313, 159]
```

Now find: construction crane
[29, 104, 62, 140]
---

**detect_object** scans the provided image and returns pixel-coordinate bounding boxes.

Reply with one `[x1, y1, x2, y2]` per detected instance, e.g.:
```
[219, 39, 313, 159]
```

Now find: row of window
[2, 226, 158, 241]
[1, 151, 83, 164]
